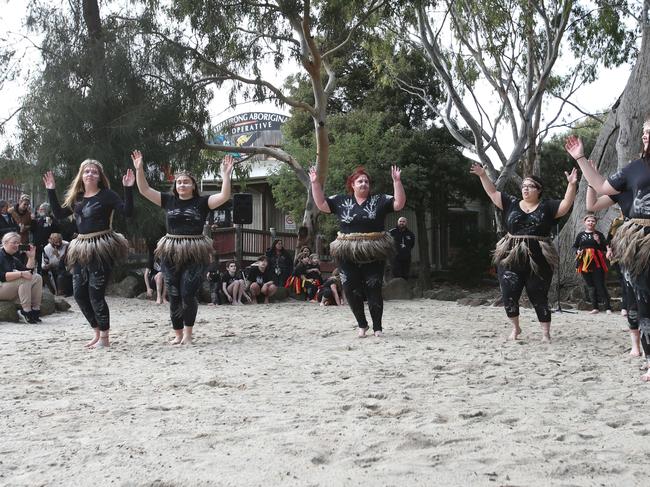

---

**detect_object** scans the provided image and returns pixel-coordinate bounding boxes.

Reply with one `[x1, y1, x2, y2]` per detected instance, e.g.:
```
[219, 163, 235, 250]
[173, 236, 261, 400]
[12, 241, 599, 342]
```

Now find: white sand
[1, 297, 647, 486]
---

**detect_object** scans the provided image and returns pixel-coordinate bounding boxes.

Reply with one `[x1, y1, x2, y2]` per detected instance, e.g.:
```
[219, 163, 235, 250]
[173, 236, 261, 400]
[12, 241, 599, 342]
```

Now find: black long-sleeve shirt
[48, 187, 133, 234]
[0, 248, 29, 282]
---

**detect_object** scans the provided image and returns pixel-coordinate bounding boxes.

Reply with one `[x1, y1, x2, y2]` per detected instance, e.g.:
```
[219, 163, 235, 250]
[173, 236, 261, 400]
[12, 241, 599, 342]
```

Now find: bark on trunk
[415, 207, 431, 288]
[554, 1, 650, 299]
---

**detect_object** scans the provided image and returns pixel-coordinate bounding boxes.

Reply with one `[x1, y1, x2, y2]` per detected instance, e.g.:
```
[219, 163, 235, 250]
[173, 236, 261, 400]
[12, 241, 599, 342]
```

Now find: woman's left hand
[123, 169, 135, 187]
[391, 165, 401, 182]
[565, 168, 578, 185]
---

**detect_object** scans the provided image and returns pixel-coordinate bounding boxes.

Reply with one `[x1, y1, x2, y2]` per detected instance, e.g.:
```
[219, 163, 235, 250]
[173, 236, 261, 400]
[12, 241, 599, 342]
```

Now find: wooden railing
[212, 227, 298, 262]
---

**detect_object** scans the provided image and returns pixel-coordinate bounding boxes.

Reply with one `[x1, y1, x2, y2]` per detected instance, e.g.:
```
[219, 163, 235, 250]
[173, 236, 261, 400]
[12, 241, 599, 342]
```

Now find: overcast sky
[0, 1, 635, 160]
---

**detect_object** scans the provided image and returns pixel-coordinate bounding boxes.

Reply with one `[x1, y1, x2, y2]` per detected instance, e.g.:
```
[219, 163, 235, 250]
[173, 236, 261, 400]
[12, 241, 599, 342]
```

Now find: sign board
[284, 214, 296, 231]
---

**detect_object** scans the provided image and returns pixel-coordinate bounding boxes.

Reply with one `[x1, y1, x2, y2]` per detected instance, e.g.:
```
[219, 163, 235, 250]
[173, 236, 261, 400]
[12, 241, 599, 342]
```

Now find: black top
[608, 159, 650, 218]
[500, 193, 561, 237]
[607, 191, 633, 218]
[32, 216, 59, 246]
[0, 248, 28, 282]
[0, 213, 19, 238]
[573, 231, 608, 252]
[223, 270, 244, 287]
[326, 193, 395, 233]
[245, 265, 274, 285]
[48, 188, 133, 234]
[389, 227, 415, 259]
[206, 262, 221, 283]
[293, 262, 309, 277]
[160, 193, 210, 235]
[305, 263, 321, 280]
[266, 248, 293, 276]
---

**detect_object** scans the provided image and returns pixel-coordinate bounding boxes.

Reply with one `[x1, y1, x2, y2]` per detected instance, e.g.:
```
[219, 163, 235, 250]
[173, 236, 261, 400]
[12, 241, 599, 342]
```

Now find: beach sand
[0, 297, 647, 486]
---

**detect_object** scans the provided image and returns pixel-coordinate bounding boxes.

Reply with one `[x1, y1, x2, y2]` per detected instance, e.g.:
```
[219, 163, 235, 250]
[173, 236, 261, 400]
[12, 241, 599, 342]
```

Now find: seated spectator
[244, 256, 277, 304]
[266, 239, 293, 287]
[304, 253, 322, 302]
[294, 245, 312, 266]
[286, 252, 310, 296]
[145, 260, 166, 305]
[317, 268, 344, 306]
[206, 254, 224, 306]
[0, 200, 20, 239]
[0, 232, 43, 323]
[8, 194, 32, 244]
[42, 233, 72, 296]
[222, 261, 246, 304]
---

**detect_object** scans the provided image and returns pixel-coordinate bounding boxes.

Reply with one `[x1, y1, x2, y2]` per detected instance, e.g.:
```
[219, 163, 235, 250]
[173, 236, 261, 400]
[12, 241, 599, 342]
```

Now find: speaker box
[232, 193, 253, 224]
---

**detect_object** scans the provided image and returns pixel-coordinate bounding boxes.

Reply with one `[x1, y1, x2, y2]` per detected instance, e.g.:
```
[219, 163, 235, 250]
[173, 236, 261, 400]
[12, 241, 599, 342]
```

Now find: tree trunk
[555, 0, 650, 299]
[415, 207, 432, 288]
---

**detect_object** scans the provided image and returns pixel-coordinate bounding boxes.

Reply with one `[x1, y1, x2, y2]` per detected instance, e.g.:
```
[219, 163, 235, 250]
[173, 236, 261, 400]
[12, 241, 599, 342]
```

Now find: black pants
[392, 257, 411, 279]
[209, 281, 222, 305]
[581, 268, 611, 310]
[162, 261, 204, 330]
[613, 264, 628, 310]
[73, 261, 111, 331]
[497, 264, 552, 322]
[630, 270, 650, 357]
[621, 267, 638, 330]
[340, 259, 385, 331]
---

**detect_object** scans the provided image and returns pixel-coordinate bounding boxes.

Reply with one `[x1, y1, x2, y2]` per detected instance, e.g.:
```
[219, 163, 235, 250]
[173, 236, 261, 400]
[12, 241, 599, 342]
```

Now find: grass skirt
[154, 234, 213, 268]
[329, 231, 395, 264]
[66, 229, 129, 270]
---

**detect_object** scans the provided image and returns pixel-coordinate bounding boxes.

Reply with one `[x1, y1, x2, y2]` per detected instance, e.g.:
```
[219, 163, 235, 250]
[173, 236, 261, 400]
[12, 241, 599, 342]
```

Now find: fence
[0, 183, 22, 204]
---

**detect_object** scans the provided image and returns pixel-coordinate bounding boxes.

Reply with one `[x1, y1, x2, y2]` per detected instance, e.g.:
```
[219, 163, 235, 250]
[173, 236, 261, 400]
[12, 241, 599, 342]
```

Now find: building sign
[284, 214, 296, 231]
[211, 112, 289, 159]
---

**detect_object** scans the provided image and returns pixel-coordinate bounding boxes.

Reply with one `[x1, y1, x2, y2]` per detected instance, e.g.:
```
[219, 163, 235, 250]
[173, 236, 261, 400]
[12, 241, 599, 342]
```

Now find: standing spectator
[574, 213, 612, 314]
[266, 239, 293, 287]
[9, 194, 32, 244]
[389, 217, 415, 279]
[0, 200, 20, 238]
[42, 233, 71, 296]
[32, 203, 59, 274]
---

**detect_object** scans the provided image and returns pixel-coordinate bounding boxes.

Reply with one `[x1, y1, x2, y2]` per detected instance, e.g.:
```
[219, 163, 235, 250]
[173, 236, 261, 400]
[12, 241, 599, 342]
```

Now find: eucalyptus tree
[389, 0, 637, 188]
[10, 0, 211, 238]
[138, 0, 389, 238]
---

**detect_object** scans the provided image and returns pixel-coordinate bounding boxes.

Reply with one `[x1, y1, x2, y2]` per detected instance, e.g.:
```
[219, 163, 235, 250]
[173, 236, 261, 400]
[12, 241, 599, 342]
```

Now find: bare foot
[84, 336, 99, 348]
[169, 336, 182, 345]
[640, 371, 650, 382]
[156, 299, 163, 304]
[374, 330, 384, 337]
[541, 334, 551, 343]
[621, 309, 628, 317]
[630, 348, 642, 357]
[357, 327, 368, 338]
[606, 309, 612, 315]
[589, 309, 599, 314]
[264, 297, 270, 304]
[508, 325, 522, 340]
[180, 335, 193, 345]
[90, 336, 109, 349]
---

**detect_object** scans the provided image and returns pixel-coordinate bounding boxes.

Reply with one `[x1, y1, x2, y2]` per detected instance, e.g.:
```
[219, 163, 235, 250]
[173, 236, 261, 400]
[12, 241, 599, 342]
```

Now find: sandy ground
[1, 297, 648, 487]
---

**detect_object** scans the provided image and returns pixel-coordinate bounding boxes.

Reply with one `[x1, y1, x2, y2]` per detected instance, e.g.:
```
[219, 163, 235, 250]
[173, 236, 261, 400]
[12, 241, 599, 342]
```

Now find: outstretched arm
[469, 163, 502, 209]
[565, 136, 619, 195]
[391, 166, 406, 211]
[309, 167, 331, 214]
[43, 171, 72, 219]
[131, 150, 161, 206]
[208, 155, 234, 210]
[556, 168, 579, 218]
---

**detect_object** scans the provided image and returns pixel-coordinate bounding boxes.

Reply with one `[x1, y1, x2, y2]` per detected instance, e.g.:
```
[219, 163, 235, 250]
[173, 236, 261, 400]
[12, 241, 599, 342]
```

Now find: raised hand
[42, 171, 56, 190]
[564, 135, 585, 160]
[221, 154, 235, 178]
[391, 165, 401, 182]
[122, 169, 135, 187]
[565, 167, 578, 185]
[309, 166, 318, 183]
[469, 162, 486, 177]
[131, 150, 143, 171]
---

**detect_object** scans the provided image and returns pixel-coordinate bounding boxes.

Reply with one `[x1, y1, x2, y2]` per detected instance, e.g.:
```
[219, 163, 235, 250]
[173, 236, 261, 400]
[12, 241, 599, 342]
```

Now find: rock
[457, 297, 487, 307]
[40, 290, 56, 316]
[54, 297, 72, 312]
[136, 292, 149, 300]
[577, 300, 592, 311]
[108, 275, 145, 298]
[382, 278, 412, 300]
[0, 301, 18, 322]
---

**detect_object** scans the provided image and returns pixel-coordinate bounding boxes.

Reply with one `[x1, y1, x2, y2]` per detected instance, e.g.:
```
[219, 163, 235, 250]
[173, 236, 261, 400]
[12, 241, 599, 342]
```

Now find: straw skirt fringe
[610, 219, 650, 278]
[66, 230, 129, 269]
[154, 234, 213, 268]
[492, 233, 558, 276]
[329, 231, 395, 264]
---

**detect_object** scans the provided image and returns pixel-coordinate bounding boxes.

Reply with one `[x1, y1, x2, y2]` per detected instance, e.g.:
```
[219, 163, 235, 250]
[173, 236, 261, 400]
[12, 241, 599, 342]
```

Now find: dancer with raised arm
[131, 150, 233, 345]
[43, 160, 134, 348]
[470, 164, 577, 342]
[310, 165, 405, 338]
[566, 128, 650, 379]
